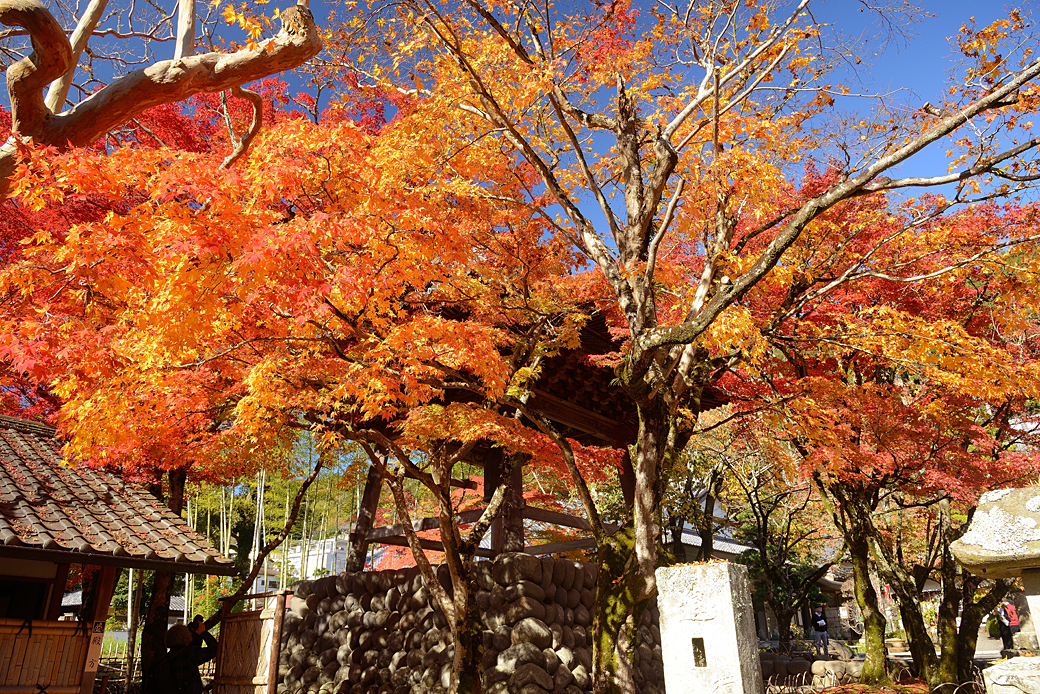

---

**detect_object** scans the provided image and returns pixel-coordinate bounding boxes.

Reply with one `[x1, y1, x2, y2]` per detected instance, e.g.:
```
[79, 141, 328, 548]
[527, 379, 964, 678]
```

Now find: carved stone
[656, 562, 762, 694]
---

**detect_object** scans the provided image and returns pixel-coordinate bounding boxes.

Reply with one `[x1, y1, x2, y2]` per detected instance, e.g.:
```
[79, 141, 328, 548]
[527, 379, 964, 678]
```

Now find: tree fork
[0, 0, 323, 197]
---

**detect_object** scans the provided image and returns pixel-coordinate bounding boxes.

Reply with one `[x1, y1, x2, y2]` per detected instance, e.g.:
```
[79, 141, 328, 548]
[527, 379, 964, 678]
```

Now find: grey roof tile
[0, 415, 235, 575]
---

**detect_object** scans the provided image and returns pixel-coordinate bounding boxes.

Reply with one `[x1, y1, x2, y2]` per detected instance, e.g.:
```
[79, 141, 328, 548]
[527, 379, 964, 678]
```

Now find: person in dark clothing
[812, 605, 829, 658]
[165, 618, 218, 694]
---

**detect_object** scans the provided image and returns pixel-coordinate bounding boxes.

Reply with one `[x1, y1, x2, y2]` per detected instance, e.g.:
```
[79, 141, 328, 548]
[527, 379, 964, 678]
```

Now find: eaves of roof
[0, 415, 235, 575]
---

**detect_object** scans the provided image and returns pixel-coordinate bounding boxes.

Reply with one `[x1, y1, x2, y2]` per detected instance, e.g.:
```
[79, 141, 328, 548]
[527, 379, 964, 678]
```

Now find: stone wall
[277, 553, 664, 694]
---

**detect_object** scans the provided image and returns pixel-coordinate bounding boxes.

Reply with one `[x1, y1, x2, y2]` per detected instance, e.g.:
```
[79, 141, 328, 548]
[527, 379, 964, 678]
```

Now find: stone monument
[656, 562, 763, 694]
[951, 488, 1040, 694]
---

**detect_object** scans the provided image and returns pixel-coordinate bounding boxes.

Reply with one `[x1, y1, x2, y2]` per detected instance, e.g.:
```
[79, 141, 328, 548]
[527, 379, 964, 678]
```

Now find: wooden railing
[0, 618, 90, 693]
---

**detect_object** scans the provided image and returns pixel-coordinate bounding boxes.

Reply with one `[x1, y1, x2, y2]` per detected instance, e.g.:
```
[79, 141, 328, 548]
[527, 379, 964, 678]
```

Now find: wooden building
[0, 415, 235, 693]
[346, 313, 727, 567]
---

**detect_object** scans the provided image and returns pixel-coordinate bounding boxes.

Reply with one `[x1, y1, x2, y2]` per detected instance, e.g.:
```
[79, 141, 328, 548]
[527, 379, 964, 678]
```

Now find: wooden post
[484, 448, 504, 555]
[618, 448, 635, 508]
[346, 463, 383, 572]
[501, 454, 526, 553]
[482, 448, 503, 503]
[47, 563, 70, 620]
[81, 565, 118, 694]
[267, 591, 288, 694]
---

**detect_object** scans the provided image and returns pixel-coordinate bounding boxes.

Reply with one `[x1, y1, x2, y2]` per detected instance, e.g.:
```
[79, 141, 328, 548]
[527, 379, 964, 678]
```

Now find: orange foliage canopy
[0, 86, 608, 483]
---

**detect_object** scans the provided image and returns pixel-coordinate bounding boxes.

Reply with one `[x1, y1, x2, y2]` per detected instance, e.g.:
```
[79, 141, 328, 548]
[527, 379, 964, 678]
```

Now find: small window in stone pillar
[691, 637, 707, 667]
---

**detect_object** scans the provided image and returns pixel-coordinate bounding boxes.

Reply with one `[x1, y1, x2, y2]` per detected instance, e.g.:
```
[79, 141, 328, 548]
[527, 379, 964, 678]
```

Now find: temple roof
[520, 313, 727, 446]
[0, 415, 236, 574]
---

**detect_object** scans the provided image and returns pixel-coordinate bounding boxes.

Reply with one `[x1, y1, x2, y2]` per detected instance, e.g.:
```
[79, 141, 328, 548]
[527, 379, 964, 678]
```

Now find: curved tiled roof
[0, 415, 235, 574]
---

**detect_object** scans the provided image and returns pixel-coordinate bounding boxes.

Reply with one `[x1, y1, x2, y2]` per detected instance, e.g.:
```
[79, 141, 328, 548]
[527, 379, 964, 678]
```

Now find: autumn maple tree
[757, 197, 1040, 685]
[337, 1, 1040, 688]
[0, 59, 608, 689]
[6, 1, 1040, 692]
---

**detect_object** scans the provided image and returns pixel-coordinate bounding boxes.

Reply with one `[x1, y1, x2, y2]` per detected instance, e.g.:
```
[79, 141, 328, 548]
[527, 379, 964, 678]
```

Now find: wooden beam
[523, 538, 597, 555]
[372, 534, 496, 559]
[528, 388, 635, 445]
[523, 506, 591, 531]
[402, 468, 478, 489]
[523, 506, 619, 534]
[366, 508, 487, 541]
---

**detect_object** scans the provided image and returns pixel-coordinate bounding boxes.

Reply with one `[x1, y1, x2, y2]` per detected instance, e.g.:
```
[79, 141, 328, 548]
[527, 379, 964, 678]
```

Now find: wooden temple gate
[211, 315, 726, 688]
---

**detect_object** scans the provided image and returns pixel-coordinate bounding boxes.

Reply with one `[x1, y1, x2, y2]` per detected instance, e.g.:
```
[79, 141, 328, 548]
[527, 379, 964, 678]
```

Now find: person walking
[812, 605, 829, 658]
[1008, 599, 1021, 639]
[997, 599, 1018, 651]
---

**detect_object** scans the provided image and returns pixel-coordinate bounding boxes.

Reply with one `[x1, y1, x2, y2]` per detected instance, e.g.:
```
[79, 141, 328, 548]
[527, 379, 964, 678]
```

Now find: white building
[283, 535, 351, 578]
[250, 534, 382, 593]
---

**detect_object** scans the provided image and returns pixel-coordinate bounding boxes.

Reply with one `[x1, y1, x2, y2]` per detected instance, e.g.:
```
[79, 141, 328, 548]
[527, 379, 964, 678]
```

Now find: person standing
[812, 605, 829, 658]
[151, 616, 219, 694]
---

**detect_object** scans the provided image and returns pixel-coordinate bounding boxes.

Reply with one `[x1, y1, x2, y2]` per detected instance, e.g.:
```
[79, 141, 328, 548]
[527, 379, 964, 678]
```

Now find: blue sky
[7, 0, 1027, 194]
[812, 1, 1032, 180]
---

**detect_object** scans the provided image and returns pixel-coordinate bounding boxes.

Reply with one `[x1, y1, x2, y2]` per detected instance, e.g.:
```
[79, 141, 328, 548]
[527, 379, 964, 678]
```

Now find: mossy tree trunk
[592, 527, 646, 694]
[589, 395, 685, 694]
[866, 522, 938, 682]
[955, 571, 1011, 683]
[848, 531, 890, 685]
[815, 478, 890, 685]
[862, 498, 1012, 689]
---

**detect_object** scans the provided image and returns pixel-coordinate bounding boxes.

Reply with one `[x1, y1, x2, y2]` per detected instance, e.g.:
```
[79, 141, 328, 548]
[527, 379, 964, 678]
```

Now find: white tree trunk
[173, 0, 196, 60]
[43, 0, 107, 113]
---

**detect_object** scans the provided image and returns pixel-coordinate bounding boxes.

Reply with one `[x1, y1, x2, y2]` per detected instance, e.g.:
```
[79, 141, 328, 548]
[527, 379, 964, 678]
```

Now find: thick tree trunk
[592, 526, 645, 694]
[956, 572, 1011, 683]
[931, 499, 961, 685]
[591, 399, 674, 694]
[848, 531, 890, 685]
[141, 468, 186, 685]
[897, 600, 937, 682]
[866, 522, 940, 683]
[770, 602, 798, 651]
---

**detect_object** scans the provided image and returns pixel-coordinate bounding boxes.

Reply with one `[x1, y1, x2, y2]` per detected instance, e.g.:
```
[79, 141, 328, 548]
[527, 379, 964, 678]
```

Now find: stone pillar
[656, 562, 762, 694]
[1020, 569, 1040, 649]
